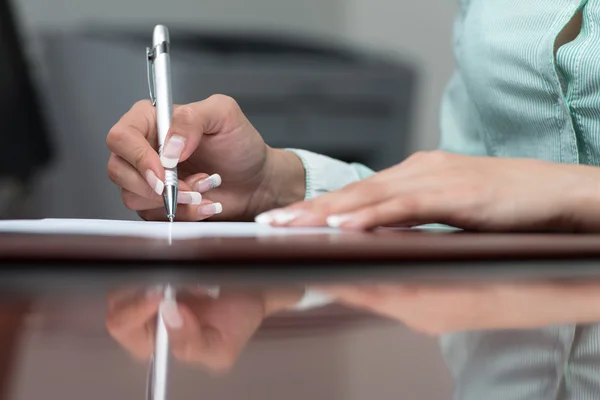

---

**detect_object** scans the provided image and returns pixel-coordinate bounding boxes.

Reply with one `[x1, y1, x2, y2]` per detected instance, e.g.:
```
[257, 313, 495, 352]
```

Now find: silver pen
[147, 25, 177, 222]
[146, 285, 175, 400]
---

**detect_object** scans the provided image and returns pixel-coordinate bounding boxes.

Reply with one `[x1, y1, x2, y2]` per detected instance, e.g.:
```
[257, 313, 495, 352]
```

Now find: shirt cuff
[290, 289, 335, 311]
[285, 148, 365, 200]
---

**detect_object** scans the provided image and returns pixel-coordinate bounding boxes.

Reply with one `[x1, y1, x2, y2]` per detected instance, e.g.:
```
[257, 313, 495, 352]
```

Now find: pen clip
[146, 353, 155, 400]
[146, 47, 157, 106]
[146, 42, 170, 107]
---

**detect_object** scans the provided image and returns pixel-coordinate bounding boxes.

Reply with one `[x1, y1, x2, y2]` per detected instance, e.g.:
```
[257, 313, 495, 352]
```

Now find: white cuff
[290, 289, 335, 311]
[285, 148, 365, 200]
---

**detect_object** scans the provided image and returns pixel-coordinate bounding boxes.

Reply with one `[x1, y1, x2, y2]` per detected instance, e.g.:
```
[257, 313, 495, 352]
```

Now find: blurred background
[1, 0, 458, 398]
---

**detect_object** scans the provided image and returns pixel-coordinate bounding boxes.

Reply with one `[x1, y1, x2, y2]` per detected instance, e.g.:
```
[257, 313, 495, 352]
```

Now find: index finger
[106, 100, 165, 189]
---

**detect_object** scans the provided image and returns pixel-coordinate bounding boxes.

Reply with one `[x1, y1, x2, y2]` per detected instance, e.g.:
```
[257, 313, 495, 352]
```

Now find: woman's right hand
[106, 95, 306, 221]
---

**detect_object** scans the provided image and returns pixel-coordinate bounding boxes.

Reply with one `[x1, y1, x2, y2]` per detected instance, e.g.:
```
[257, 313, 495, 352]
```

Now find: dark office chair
[0, 0, 53, 218]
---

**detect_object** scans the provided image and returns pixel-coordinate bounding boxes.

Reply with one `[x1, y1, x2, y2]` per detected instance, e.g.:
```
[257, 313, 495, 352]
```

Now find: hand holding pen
[106, 27, 307, 222]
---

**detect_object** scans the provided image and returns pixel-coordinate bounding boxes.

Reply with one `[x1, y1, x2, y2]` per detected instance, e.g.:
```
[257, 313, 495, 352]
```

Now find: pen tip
[168, 215, 174, 223]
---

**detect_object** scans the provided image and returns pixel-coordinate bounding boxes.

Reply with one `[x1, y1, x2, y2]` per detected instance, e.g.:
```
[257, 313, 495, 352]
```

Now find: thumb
[164, 95, 244, 168]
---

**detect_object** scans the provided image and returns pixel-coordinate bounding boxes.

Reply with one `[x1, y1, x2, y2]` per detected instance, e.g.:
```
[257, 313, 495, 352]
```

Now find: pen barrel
[153, 47, 173, 155]
[152, 309, 170, 400]
[164, 168, 178, 187]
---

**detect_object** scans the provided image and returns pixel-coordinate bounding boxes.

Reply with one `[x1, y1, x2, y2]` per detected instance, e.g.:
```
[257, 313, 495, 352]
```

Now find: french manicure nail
[145, 170, 165, 195]
[160, 300, 183, 329]
[273, 211, 302, 224]
[198, 202, 223, 217]
[194, 174, 222, 193]
[326, 214, 353, 228]
[178, 191, 202, 205]
[160, 135, 186, 168]
[255, 209, 304, 225]
[255, 212, 274, 225]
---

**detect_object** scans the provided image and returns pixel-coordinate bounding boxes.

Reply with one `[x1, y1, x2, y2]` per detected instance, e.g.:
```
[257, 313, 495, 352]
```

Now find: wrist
[255, 147, 306, 215]
[262, 288, 305, 316]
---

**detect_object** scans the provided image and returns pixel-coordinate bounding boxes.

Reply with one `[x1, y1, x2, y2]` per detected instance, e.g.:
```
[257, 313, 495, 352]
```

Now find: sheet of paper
[0, 218, 338, 239]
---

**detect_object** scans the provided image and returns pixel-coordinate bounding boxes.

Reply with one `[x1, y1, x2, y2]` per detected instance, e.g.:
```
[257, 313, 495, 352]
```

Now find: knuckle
[210, 94, 241, 122]
[209, 94, 239, 111]
[105, 315, 120, 335]
[395, 195, 421, 215]
[208, 353, 236, 374]
[131, 146, 147, 170]
[133, 99, 153, 111]
[106, 126, 125, 150]
[362, 179, 389, 198]
[107, 156, 120, 183]
[173, 104, 197, 129]
[121, 191, 138, 211]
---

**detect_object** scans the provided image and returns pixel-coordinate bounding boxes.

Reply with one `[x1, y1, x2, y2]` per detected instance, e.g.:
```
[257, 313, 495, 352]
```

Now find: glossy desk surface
[1, 228, 600, 399]
[1, 228, 600, 290]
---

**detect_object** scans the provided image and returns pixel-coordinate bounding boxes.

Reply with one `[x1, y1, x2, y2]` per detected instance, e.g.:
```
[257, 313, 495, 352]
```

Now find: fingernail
[255, 210, 304, 225]
[160, 135, 186, 168]
[255, 212, 274, 225]
[178, 191, 202, 205]
[326, 214, 353, 228]
[145, 170, 165, 195]
[146, 285, 164, 301]
[273, 211, 303, 224]
[160, 300, 183, 329]
[194, 174, 222, 193]
[198, 202, 223, 217]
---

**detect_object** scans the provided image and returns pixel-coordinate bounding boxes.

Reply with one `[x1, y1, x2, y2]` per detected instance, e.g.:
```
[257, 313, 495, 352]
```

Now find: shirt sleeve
[285, 148, 376, 200]
[284, 148, 376, 310]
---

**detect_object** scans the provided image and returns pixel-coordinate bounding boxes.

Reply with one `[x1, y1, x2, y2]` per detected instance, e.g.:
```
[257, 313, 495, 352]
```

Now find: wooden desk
[1, 229, 600, 293]
[1, 228, 600, 398]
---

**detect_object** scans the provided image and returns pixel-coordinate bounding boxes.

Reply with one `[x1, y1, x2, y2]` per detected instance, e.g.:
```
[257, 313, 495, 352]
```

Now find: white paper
[0, 218, 338, 239]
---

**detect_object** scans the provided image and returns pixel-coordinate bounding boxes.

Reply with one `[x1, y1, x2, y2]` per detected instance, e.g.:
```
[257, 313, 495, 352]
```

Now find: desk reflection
[0, 287, 412, 400]
[106, 286, 303, 371]
[4, 278, 600, 400]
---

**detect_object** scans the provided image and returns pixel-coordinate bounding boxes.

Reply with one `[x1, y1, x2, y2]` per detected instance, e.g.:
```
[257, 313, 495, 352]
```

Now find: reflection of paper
[0, 218, 337, 239]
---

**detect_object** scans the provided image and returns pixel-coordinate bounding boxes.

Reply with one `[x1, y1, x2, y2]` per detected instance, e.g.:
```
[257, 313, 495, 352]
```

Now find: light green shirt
[288, 1, 600, 399]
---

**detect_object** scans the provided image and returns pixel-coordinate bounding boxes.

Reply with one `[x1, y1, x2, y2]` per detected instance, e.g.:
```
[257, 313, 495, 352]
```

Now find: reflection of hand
[316, 282, 600, 335]
[106, 287, 302, 372]
[258, 151, 600, 232]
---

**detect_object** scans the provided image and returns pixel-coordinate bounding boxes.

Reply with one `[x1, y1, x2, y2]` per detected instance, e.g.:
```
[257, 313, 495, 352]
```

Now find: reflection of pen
[147, 285, 175, 400]
[147, 25, 177, 222]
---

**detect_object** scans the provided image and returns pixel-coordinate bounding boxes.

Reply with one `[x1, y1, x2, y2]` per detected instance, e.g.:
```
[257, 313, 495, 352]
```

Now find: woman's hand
[315, 281, 600, 335]
[257, 151, 600, 232]
[106, 287, 302, 373]
[106, 95, 305, 222]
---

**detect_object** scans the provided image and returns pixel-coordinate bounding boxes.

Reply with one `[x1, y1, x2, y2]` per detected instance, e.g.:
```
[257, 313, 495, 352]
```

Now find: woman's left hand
[314, 281, 600, 335]
[256, 151, 600, 232]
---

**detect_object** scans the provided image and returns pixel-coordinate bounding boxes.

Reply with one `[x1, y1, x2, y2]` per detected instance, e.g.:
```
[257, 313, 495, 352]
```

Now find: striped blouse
[287, 0, 600, 399]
